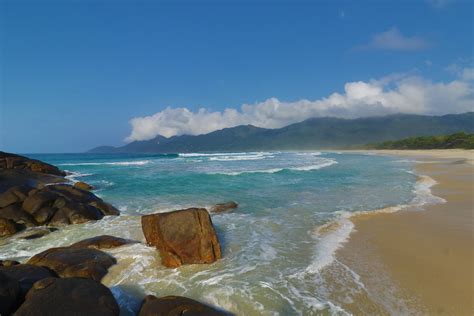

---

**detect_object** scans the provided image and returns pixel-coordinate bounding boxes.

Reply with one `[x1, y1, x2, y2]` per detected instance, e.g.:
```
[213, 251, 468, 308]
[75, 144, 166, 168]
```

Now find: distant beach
[337, 149, 474, 315]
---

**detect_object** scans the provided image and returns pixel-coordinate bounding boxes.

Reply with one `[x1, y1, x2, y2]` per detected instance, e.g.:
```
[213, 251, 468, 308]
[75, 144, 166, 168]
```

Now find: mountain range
[88, 112, 474, 153]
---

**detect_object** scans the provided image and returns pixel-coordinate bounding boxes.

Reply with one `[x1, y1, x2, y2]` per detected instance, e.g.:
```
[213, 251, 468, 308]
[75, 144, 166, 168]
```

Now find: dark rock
[0, 264, 56, 296]
[45, 184, 97, 203]
[70, 235, 134, 249]
[0, 217, 20, 237]
[0, 204, 37, 227]
[33, 206, 56, 224]
[0, 260, 20, 266]
[0, 151, 65, 177]
[142, 208, 221, 268]
[22, 191, 58, 214]
[210, 201, 238, 213]
[59, 202, 104, 224]
[138, 295, 226, 316]
[14, 277, 120, 316]
[48, 208, 70, 226]
[74, 181, 93, 191]
[27, 247, 116, 281]
[0, 271, 22, 316]
[0, 185, 34, 208]
[89, 200, 120, 216]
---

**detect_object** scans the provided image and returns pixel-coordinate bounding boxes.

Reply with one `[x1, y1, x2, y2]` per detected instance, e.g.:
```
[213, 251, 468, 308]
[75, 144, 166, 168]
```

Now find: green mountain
[88, 112, 474, 153]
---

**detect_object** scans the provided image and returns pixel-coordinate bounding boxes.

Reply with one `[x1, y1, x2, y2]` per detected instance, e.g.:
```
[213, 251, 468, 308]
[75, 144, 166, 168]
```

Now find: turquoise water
[1, 152, 423, 315]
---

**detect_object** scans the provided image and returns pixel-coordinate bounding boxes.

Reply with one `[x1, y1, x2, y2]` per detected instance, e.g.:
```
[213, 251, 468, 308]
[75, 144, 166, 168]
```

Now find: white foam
[211, 159, 337, 175]
[209, 154, 274, 161]
[305, 218, 354, 274]
[59, 160, 151, 166]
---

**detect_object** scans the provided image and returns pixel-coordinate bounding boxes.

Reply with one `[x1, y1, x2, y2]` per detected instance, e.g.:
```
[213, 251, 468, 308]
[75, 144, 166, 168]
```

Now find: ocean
[0, 151, 442, 315]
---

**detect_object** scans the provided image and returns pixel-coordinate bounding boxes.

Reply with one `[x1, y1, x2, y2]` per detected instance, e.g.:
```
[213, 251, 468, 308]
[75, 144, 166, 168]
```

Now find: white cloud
[358, 27, 429, 51]
[125, 73, 474, 142]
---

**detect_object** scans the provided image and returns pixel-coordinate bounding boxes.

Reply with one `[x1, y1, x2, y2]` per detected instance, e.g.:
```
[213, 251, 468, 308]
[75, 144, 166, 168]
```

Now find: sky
[1, 0, 473, 153]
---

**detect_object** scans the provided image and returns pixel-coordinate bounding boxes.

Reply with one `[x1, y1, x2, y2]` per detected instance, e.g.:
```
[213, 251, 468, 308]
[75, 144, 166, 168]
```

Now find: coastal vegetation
[367, 132, 474, 149]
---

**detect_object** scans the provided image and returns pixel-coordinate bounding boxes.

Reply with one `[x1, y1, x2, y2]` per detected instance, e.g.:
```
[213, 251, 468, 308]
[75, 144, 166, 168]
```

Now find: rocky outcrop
[142, 208, 221, 268]
[14, 277, 120, 316]
[0, 271, 22, 315]
[210, 201, 238, 213]
[0, 183, 119, 237]
[0, 263, 56, 296]
[69, 235, 134, 249]
[138, 295, 226, 316]
[27, 247, 117, 281]
[0, 152, 65, 177]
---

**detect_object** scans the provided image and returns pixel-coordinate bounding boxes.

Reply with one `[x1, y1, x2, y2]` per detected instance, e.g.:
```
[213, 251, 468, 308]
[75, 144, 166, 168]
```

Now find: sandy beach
[337, 150, 474, 315]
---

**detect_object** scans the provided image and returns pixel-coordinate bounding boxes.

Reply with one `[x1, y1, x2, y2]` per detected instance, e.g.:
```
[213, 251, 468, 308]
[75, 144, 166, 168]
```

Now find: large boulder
[14, 277, 120, 316]
[70, 235, 134, 249]
[0, 204, 37, 227]
[27, 247, 116, 281]
[0, 263, 56, 296]
[0, 151, 65, 177]
[0, 185, 34, 208]
[0, 271, 22, 316]
[210, 201, 238, 213]
[142, 208, 221, 268]
[138, 295, 226, 316]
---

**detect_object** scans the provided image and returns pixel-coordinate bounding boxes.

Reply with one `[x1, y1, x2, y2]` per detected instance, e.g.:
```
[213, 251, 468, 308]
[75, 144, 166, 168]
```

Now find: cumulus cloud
[125, 73, 474, 142]
[357, 27, 429, 51]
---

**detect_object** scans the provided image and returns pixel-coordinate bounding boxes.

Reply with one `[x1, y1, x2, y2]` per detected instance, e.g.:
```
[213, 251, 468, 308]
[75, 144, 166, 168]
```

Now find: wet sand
[337, 150, 474, 315]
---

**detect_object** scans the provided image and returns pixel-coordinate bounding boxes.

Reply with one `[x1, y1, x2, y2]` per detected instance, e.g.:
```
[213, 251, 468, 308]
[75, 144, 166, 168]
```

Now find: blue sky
[1, 0, 473, 153]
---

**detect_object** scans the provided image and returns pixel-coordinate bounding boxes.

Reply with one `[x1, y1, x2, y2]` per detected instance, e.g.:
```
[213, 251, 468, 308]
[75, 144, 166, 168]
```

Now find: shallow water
[1, 152, 425, 315]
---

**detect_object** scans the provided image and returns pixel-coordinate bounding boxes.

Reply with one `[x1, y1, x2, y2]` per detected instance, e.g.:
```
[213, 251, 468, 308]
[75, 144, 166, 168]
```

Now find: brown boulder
[89, 200, 120, 216]
[48, 208, 70, 226]
[210, 201, 238, 213]
[0, 217, 20, 237]
[74, 181, 93, 191]
[142, 208, 221, 268]
[0, 185, 34, 208]
[0, 264, 56, 296]
[138, 295, 226, 316]
[22, 191, 58, 214]
[27, 247, 116, 281]
[15, 227, 58, 240]
[0, 204, 37, 227]
[14, 277, 120, 316]
[33, 206, 56, 224]
[0, 260, 20, 266]
[0, 151, 65, 177]
[70, 235, 134, 249]
[0, 271, 22, 315]
[58, 202, 104, 224]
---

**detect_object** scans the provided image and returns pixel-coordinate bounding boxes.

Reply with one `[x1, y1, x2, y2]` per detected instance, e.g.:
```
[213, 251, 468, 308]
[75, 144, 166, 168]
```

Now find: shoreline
[336, 149, 474, 314]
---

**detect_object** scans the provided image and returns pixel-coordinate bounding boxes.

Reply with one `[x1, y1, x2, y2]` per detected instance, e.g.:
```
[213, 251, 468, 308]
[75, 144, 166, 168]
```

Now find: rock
[0, 151, 65, 177]
[0, 264, 56, 296]
[138, 295, 226, 316]
[0, 260, 20, 266]
[33, 206, 56, 224]
[0, 217, 20, 237]
[22, 191, 58, 214]
[70, 235, 134, 249]
[27, 247, 116, 281]
[14, 277, 120, 316]
[0, 271, 22, 316]
[0, 204, 37, 227]
[16, 227, 58, 240]
[0, 185, 34, 208]
[74, 181, 93, 191]
[210, 201, 238, 213]
[48, 208, 70, 226]
[58, 201, 104, 224]
[45, 184, 97, 203]
[89, 200, 120, 216]
[142, 208, 221, 268]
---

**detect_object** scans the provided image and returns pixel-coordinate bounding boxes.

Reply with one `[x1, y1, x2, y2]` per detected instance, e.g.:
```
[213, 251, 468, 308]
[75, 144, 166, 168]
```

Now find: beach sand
[337, 150, 474, 315]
